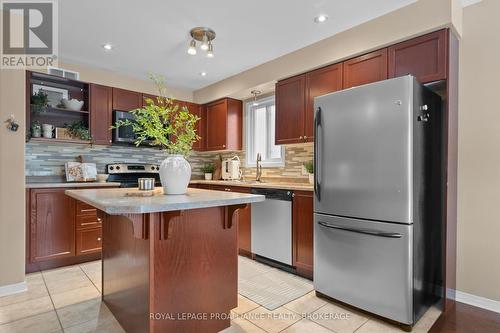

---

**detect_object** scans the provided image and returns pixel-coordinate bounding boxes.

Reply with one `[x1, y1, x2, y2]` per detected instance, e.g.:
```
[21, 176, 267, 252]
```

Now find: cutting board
[125, 189, 162, 197]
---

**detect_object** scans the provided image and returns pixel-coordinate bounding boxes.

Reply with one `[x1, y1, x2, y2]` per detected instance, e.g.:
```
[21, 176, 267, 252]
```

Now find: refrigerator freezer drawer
[314, 213, 413, 324]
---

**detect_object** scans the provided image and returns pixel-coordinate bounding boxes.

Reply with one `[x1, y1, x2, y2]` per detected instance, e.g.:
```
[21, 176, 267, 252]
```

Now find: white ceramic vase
[159, 154, 191, 195]
[204, 173, 213, 180]
[308, 173, 314, 185]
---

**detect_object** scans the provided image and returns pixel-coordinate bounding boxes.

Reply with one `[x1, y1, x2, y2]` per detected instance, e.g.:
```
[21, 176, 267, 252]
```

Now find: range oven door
[314, 213, 413, 324]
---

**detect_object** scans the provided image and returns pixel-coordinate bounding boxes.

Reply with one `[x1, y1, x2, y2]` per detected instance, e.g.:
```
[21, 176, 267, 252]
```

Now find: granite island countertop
[65, 187, 265, 215]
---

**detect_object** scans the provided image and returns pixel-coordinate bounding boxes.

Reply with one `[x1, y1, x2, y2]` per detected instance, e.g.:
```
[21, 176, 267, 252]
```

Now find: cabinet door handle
[97, 217, 102, 222]
[97, 237, 102, 241]
[222, 144, 226, 148]
[303, 135, 307, 140]
[299, 136, 303, 140]
[224, 188, 231, 192]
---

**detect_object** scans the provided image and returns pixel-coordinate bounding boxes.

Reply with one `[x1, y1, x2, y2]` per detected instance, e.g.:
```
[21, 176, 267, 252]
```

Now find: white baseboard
[455, 290, 500, 314]
[0, 281, 27, 297]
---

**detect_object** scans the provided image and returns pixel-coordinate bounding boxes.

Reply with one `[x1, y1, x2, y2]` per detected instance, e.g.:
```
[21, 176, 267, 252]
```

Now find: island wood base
[99, 205, 246, 333]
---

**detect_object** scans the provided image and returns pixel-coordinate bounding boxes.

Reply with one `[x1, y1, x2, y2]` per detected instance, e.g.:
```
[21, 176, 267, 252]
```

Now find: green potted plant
[31, 120, 42, 138]
[113, 74, 200, 195]
[31, 91, 49, 113]
[66, 121, 92, 141]
[201, 163, 215, 180]
[304, 160, 314, 185]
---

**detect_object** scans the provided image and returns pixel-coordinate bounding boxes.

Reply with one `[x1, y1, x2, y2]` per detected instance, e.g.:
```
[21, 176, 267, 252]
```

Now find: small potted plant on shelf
[66, 121, 92, 141]
[31, 120, 42, 138]
[304, 160, 314, 185]
[112, 74, 200, 195]
[201, 163, 215, 180]
[30, 91, 49, 113]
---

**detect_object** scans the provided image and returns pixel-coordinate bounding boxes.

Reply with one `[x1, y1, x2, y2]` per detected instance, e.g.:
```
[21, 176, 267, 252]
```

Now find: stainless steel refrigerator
[313, 75, 444, 326]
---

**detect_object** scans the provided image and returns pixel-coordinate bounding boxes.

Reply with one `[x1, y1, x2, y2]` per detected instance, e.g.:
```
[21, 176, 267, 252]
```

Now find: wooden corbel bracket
[159, 211, 184, 240]
[224, 204, 248, 229]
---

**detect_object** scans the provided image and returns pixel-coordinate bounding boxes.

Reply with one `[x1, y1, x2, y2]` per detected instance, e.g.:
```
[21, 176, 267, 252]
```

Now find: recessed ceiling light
[200, 72, 207, 76]
[102, 43, 113, 51]
[314, 14, 328, 23]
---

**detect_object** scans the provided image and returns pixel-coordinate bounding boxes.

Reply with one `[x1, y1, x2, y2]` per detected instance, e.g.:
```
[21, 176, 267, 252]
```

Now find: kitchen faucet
[256, 153, 262, 182]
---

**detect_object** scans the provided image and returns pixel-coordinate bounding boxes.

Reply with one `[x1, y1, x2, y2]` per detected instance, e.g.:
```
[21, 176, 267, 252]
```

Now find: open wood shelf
[31, 105, 89, 114]
[29, 137, 92, 145]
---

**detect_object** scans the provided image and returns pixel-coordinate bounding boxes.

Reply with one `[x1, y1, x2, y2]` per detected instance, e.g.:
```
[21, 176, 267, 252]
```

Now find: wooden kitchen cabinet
[76, 227, 102, 255]
[343, 49, 388, 89]
[28, 188, 76, 263]
[305, 63, 343, 141]
[388, 29, 447, 83]
[178, 101, 205, 152]
[112, 87, 142, 111]
[90, 84, 113, 145]
[275, 74, 306, 145]
[292, 190, 314, 279]
[205, 98, 242, 151]
[206, 185, 252, 257]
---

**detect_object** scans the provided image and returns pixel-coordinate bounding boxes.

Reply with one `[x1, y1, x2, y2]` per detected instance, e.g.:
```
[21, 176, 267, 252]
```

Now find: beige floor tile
[50, 286, 100, 309]
[281, 319, 333, 333]
[246, 306, 301, 333]
[63, 315, 124, 333]
[85, 272, 102, 291]
[0, 273, 49, 307]
[42, 266, 94, 295]
[56, 299, 112, 329]
[219, 317, 265, 333]
[310, 302, 369, 333]
[355, 319, 402, 333]
[80, 261, 101, 275]
[283, 291, 327, 315]
[413, 305, 442, 332]
[0, 296, 54, 325]
[233, 295, 260, 315]
[0, 310, 60, 333]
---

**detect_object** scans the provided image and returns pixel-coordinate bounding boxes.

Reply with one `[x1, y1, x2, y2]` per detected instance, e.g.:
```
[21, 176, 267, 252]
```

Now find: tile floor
[0, 258, 441, 333]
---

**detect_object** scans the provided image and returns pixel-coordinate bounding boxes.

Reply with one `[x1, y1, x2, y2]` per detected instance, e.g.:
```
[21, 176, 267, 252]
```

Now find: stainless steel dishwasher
[251, 188, 293, 265]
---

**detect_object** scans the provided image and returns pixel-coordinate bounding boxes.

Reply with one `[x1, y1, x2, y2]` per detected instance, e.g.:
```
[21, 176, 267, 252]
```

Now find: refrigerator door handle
[314, 107, 322, 201]
[317, 221, 403, 238]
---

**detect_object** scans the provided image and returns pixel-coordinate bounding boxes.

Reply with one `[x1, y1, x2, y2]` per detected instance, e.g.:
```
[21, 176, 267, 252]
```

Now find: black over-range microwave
[112, 110, 137, 144]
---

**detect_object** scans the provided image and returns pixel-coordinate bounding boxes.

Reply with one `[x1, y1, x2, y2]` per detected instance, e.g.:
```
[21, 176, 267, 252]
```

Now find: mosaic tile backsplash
[25, 142, 313, 180]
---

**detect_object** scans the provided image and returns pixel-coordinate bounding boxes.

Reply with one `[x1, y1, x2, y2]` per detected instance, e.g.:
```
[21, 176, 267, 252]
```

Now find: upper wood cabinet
[388, 29, 447, 83]
[112, 88, 142, 111]
[343, 49, 388, 89]
[275, 74, 306, 145]
[305, 63, 343, 141]
[292, 190, 314, 279]
[205, 98, 242, 151]
[29, 188, 76, 262]
[90, 84, 113, 145]
[190, 104, 206, 151]
[142, 93, 158, 106]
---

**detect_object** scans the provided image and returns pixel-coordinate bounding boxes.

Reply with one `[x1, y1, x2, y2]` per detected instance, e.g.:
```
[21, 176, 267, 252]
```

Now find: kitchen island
[65, 187, 264, 333]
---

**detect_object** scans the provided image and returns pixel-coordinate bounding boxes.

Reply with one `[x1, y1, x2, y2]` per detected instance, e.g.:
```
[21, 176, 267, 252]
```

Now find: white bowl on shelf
[61, 98, 84, 111]
[96, 174, 109, 183]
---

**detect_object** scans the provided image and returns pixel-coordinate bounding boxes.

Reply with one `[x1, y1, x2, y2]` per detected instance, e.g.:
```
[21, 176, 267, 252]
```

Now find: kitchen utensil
[125, 188, 162, 197]
[138, 178, 155, 191]
[221, 155, 241, 180]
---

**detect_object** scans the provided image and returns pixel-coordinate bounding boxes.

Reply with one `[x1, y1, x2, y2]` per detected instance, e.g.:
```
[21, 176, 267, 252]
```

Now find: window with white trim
[245, 96, 284, 167]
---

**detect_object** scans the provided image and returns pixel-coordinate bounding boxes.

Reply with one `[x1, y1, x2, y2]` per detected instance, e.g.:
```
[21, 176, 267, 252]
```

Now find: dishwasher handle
[318, 221, 403, 238]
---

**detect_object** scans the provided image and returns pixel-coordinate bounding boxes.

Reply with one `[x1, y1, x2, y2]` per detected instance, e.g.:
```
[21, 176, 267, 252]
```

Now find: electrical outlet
[301, 165, 309, 176]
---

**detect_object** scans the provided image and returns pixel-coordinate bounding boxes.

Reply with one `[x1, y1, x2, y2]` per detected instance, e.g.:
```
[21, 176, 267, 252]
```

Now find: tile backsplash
[25, 142, 313, 180]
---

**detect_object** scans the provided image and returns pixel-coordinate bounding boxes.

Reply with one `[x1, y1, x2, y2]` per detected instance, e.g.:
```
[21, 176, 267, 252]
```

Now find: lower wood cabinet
[28, 188, 76, 263]
[26, 186, 116, 272]
[292, 190, 314, 279]
[76, 227, 102, 255]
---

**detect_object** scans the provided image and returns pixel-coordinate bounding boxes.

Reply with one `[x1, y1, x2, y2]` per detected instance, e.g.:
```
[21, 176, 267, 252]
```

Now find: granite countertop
[190, 180, 314, 192]
[65, 187, 265, 215]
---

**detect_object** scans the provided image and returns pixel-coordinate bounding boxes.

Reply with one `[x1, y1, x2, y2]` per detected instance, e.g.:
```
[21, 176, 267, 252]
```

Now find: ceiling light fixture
[102, 43, 113, 51]
[251, 90, 262, 106]
[187, 39, 197, 55]
[200, 72, 207, 76]
[314, 14, 328, 23]
[207, 42, 214, 58]
[187, 27, 216, 58]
